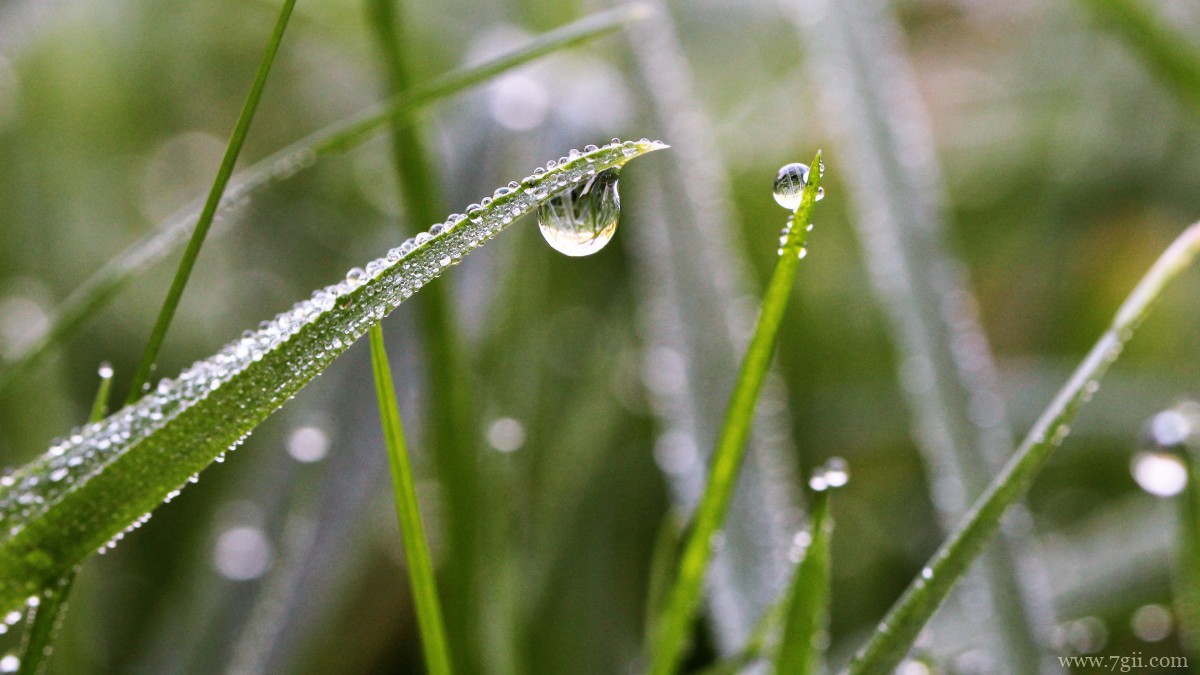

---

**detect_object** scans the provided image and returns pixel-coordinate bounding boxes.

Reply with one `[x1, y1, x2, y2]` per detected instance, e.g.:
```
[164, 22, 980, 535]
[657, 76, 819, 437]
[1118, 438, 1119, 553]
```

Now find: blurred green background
[1, 0, 1199, 672]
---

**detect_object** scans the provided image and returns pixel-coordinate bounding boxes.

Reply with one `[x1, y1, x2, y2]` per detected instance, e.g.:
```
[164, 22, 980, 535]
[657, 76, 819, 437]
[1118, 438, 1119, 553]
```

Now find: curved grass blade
[0, 140, 667, 613]
[649, 151, 822, 675]
[368, 324, 452, 675]
[15, 364, 113, 675]
[848, 222, 1200, 674]
[0, 5, 646, 395]
[125, 0, 298, 403]
[774, 487, 832, 675]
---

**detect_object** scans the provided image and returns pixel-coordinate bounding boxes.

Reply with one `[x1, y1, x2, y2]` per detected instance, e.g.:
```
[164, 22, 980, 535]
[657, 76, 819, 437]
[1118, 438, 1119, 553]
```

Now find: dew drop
[0, 654, 17, 674]
[1131, 450, 1187, 497]
[809, 456, 850, 491]
[537, 168, 620, 257]
[773, 162, 809, 210]
[773, 162, 825, 209]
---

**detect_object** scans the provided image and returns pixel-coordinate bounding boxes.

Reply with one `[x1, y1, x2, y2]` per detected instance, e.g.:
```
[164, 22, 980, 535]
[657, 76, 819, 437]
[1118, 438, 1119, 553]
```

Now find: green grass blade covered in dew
[649, 151, 823, 675]
[774, 460, 843, 674]
[848, 222, 1200, 674]
[0, 5, 647, 394]
[0, 140, 667, 614]
[368, 324, 452, 675]
[125, 0, 298, 403]
[14, 364, 114, 675]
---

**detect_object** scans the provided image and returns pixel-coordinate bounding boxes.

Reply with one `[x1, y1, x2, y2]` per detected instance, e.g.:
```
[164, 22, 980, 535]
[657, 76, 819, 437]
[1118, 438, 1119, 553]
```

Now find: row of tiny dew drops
[772, 161, 825, 258]
[0, 139, 664, 558]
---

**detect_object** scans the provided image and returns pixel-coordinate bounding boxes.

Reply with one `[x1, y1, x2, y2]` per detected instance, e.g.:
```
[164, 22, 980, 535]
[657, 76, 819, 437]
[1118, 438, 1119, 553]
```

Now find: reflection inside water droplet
[773, 162, 824, 210]
[537, 168, 620, 256]
[774, 163, 808, 210]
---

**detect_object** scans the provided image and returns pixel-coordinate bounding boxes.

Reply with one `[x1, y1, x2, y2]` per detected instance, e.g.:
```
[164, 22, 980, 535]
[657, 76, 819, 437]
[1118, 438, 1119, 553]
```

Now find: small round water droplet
[822, 456, 849, 487]
[537, 168, 620, 257]
[809, 456, 850, 491]
[773, 162, 810, 210]
[1131, 450, 1187, 497]
[98, 362, 114, 379]
[1150, 406, 1195, 447]
[0, 654, 18, 674]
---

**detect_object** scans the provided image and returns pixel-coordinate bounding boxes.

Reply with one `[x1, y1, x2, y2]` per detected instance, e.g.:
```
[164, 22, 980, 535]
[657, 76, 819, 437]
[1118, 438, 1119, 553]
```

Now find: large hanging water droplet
[537, 168, 620, 257]
[773, 162, 824, 210]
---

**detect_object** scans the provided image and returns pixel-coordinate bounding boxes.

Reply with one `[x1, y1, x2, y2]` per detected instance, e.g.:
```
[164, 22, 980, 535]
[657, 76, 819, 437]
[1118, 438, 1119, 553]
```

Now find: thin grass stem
[368, 325, 452, 675]
[648, 150, 822, 675]
[125, 0, 299, 403]
[775, 488, 832, 675]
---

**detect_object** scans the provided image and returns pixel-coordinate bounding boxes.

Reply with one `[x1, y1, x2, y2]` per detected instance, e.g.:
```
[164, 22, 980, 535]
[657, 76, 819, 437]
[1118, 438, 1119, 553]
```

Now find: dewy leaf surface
[0, 140, 667, 612]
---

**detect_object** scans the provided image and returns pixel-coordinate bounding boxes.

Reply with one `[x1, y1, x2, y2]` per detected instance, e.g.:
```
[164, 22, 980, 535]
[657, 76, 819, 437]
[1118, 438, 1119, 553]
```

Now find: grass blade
[363, 0, 484, 665]
[775, 484, 833, 675]
[649, 151, 822, 675]
[0, 140, 667, 613]
[368, 324, 452, 675]
[0, 5, 645, 395]
[1077, 0, 1200, 114]
[624, 4, 804, 651]
[848, 222, 1200, 674]
[791, 0, 1054, 668]
[15, 363, 113, 675]
[125, 0, 298, 404]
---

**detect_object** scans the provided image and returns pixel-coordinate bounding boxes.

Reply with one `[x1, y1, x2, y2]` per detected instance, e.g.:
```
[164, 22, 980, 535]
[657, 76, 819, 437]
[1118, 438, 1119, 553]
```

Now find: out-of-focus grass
[1, 0, 1200, 673]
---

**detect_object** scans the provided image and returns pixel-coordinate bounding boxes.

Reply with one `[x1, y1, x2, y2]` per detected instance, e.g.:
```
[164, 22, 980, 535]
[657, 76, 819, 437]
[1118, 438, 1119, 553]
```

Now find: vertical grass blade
[624, 2, 804, 651]
[790, 0, 1054, 668]
[775, 487, 832, 675]
[362, 0, 483, 665]
[1076, 0, 1200, 115]
[848, 222, 1200, 674]
[649, 151, 822, 675]
[0, 5, 645, 396]
[368, 324, 452, 675]
[125, 0, 298, 403]
[17, 363, 113, 675]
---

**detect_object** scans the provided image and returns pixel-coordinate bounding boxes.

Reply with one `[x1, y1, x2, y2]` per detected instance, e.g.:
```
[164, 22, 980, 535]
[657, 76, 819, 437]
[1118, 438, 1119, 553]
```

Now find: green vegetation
[1, 0, 1200, 673]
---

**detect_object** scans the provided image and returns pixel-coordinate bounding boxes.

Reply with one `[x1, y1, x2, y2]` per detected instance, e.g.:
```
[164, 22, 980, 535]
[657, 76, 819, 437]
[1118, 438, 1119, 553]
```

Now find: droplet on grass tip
[809, 456, 850, 491]
[537, 168, 620, 256]
[773, 162, 825, 210]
